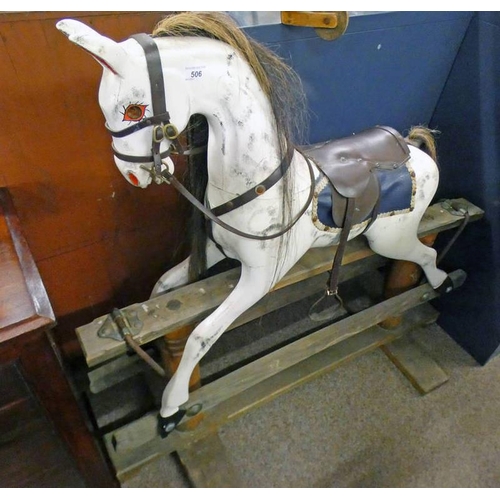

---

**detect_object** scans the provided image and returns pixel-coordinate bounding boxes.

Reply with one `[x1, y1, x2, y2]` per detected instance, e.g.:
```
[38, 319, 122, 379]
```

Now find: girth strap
[327, 197, 355, 295]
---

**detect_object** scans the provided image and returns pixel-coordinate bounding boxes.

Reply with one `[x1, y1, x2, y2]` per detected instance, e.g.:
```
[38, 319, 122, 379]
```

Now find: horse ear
[56, 19, 127, 76]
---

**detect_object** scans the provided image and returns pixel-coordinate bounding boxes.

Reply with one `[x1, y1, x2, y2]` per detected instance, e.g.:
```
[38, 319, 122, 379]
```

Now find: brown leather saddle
[303, 125, 410, 227]
[302, 125, 411, 297]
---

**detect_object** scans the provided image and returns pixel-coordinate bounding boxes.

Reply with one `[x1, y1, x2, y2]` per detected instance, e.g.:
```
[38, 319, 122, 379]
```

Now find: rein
[161, 150, 316, 241]
[105, 33, 316, 241]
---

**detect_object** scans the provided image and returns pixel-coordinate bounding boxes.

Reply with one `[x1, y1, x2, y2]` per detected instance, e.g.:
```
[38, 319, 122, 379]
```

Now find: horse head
[56, 19, 190, 188]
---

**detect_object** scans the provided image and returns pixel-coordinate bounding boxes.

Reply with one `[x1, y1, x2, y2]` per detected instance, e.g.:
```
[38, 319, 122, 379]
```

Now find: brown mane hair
[152, 11, 307, 149]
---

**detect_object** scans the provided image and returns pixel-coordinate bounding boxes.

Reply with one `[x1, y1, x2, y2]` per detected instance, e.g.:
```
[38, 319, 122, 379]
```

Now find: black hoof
[436, 270, 468, 295]
[158, 409, 186, 438]
[435, 276, 454, 295]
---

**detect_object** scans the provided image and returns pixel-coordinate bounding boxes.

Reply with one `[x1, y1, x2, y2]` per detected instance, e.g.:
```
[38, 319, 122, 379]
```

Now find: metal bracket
[281, 11, 349, 41]
[440, 199, 470, 217]
[97, 308, 165, 377]
[437, 200, 471, 265]
[97, 308, 143, 342]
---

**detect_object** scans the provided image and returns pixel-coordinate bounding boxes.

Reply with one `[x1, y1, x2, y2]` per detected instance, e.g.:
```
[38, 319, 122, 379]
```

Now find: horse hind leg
[364, 218, 449, 290]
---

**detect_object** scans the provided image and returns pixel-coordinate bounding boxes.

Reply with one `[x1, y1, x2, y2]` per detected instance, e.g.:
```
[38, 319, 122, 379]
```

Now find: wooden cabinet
[0, 188, 116, 487]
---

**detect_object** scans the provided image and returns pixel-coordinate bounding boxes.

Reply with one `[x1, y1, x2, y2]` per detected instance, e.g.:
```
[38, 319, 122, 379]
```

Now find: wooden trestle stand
[76, 198, 483, 486]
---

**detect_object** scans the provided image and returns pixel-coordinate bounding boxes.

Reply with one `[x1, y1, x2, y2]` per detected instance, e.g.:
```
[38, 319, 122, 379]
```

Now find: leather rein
[105, 33, 316, 242]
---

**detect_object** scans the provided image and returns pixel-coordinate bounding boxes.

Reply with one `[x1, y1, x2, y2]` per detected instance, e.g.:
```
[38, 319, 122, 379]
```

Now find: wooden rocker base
[176, 432, 243, 488]
[175, 303, 445, 488]
[74, 199, 483, 485]
[104, 278, 461, 483]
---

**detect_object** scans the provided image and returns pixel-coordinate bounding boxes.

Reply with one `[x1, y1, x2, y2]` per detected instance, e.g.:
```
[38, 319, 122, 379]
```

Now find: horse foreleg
[158, 263, 273, 436]
[152, 239, 227, 391]
[150, 239, 226, 297]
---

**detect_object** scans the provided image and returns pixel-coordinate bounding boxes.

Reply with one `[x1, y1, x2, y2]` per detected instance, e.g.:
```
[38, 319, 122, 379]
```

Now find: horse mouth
[127, 171, 140, 186]
[125, 170, 151, 188]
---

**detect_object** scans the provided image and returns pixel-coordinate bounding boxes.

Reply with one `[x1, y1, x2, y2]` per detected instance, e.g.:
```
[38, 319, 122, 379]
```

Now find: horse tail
[405, 126, 439, 164]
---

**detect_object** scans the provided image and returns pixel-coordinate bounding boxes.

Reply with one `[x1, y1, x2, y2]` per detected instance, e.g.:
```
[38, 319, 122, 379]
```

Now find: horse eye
[123, 104, 147, 122]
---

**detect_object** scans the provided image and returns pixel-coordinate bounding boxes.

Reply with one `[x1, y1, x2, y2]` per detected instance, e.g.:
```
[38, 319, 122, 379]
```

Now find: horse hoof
[158, 409, 186, 438]
[436, 270, 467, 295]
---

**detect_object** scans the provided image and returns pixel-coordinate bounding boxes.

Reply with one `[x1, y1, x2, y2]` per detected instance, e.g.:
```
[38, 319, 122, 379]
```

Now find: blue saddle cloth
[316, 164, 415, 229]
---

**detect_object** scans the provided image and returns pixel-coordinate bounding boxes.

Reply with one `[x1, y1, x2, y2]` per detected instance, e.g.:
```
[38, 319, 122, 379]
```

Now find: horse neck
[185, 46, 283, 203]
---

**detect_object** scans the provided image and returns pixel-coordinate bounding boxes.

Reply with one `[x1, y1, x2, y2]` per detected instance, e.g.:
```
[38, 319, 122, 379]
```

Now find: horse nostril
[127, 171, 140, 186]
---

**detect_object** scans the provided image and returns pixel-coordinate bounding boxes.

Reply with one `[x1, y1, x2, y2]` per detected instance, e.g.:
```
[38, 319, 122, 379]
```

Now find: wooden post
[157, 325, 201, 391]
[379, 233, 438, 329]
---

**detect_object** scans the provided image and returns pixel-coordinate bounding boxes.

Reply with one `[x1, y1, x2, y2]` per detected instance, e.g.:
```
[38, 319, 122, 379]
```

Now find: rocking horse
[56, 12, 457, 437]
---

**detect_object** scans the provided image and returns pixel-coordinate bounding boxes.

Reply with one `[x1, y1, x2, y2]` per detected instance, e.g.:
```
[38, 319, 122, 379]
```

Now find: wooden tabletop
[0, 188, 55, 343]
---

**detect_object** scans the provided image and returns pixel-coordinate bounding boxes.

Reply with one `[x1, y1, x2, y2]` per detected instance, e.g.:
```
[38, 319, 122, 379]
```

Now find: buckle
[164, 123, 179, 140]
[153, 125, 164, 143]
[153, 123, 180, 143]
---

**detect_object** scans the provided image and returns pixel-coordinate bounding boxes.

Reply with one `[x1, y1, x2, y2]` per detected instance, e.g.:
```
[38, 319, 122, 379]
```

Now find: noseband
[104, 33, 316, 241]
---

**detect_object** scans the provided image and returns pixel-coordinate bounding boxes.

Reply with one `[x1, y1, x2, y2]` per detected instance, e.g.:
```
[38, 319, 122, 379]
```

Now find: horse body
[57, 13, 448, 432]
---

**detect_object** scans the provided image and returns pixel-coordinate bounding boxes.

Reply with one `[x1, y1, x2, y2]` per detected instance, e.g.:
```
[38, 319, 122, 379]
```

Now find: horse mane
[152, 12, 308, 149]
[152, 12, 308, 282]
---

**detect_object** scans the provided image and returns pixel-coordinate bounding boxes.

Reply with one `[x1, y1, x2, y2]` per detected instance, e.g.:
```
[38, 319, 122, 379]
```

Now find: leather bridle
[105, 33, 316, 241]
[105, 33, 185, 183]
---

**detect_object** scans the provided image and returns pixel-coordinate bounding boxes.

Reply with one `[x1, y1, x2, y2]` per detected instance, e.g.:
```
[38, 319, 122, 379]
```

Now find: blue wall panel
[430, 12, 500, 364]
[244, 12, 500, 364]
[246, 12, 472, 142]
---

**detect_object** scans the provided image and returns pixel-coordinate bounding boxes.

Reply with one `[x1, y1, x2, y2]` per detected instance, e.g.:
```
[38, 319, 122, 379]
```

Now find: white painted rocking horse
[57, 12, 455, 437]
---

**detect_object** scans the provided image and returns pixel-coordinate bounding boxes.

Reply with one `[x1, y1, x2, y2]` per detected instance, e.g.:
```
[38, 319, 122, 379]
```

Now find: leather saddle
[303, 125, 410, 227]
[302, 125, 411, 297]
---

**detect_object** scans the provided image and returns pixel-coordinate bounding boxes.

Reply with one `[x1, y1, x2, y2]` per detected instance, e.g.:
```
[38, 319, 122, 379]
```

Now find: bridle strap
[130, 34, 168, 120]
[105, 113, 171, 138]
[111, 143, 207, 163]
[111, 143, 171, 163]
[106, 33, 184, 163]
[161, 149, 316, 241]
[104, 34, 315, 241]
[106, 34, 170, 139]
[130, 33, 184, 158]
